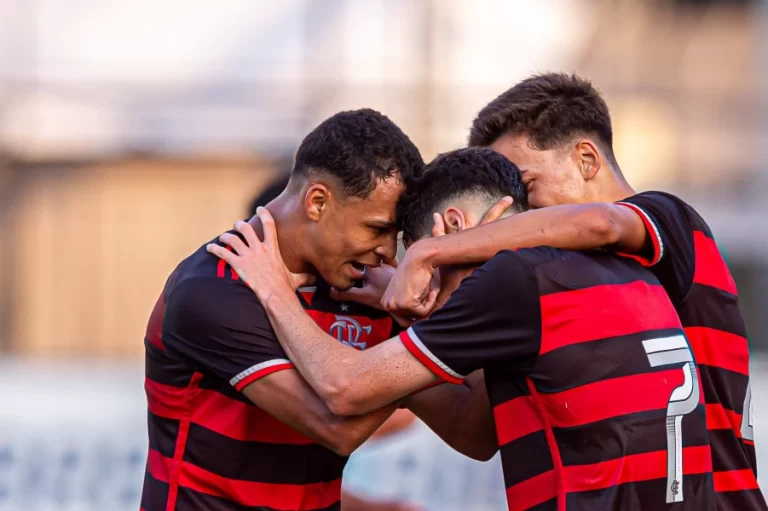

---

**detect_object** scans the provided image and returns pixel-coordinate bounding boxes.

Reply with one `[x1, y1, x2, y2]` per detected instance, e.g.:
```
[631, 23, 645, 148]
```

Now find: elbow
[466, 445, 498, 462]
[321, 377, 365, 417]
[326, 391, 365, 417]
[324, 419, 366, 457]
[316, 426, 358, 457]
[587, 203, 623, 246]
[326, 434, 358, 457]
[452, 437, 497, 462]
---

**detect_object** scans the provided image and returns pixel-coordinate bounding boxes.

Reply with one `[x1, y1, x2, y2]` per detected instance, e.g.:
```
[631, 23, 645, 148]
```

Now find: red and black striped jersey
[140, 238, 399, 511]
[400, 248, 716, 511]
[618, 191, 767, 510]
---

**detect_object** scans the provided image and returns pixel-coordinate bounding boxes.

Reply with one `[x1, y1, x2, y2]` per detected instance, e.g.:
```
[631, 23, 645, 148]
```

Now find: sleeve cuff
[615, 202, 665, 267]
[230, 359, 295, 391]
[399, 327, 464, 385]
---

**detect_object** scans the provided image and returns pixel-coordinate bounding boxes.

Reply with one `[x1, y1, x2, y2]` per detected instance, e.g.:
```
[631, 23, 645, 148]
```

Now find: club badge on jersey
[329, 315, 372, 350]
[300, 285, 395, 352]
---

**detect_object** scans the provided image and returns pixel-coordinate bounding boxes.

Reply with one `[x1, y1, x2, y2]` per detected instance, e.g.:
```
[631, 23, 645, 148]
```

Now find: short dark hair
[469, 73, 618, 168]
[398, 147, 528, 245]
[292, 108, 424, 198]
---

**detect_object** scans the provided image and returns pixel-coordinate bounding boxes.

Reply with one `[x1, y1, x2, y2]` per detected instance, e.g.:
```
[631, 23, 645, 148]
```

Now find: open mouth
[350, 261, 367, 276]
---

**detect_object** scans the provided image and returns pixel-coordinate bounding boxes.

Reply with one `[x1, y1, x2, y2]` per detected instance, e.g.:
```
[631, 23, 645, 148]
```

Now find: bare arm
[242, 369, 398, 456]
[383, 202, 648, 317]
[419, 202, 647, 267]
[406, 370, 497, 461]
[370, 409, 416, 439]
[261, 289, 439, 416]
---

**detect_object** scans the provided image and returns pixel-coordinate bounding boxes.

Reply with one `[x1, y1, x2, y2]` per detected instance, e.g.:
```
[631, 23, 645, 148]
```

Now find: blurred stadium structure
[0, 0, 765, 509]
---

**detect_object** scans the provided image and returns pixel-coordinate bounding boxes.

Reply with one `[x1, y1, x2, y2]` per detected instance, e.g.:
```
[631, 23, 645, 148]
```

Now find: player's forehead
[342, 176, 403, 219]
[490, 133, 551, 168]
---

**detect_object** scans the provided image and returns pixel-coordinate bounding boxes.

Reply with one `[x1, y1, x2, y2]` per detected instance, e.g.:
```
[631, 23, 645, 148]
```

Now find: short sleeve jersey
[617, 192, 766, 510]
[141, 237, 399, 511]
[400, 248, 716, 511]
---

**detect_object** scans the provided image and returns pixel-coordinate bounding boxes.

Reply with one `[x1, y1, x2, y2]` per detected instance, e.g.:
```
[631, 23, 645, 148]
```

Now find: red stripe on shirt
[504, 447, 711, 508]
[714, 468, 760, 492]
[399, 330, 463, 385]
[686, 326, 749, 376]
[527, 379, 566, 511]
[540, 281, 680, 355]
[706, 403, 743, 435]
[147, 448, 171, 482]
[539, 370, 687, 429]
[146, 377, 191, 420]
[693, 231, 738, 295]
[563, 445, 712, 492]
[299, 290, 315, 305]
[505, 469, 557, 511]
[147, 449, 342, 510]
[216, 258, 226, 278]
[166, 371, 203, 511]
[493, 395, 543, 446]
[146, 378, 314, 444]
[145, 294, 166, 351]
[233, 363, 295, 391]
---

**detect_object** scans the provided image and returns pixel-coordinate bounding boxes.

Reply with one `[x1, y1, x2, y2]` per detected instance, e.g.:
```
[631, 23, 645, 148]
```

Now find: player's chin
[327, 272, 356, 292]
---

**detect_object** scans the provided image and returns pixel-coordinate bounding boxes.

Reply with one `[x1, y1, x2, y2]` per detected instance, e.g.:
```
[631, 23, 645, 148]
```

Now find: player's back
[619, 191, 766, 510]
[140, 237, 397, 511]
[489, 247, 716, 511]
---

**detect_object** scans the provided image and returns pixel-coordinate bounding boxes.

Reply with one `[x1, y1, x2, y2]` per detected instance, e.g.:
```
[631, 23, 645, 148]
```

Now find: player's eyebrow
[368, 219, 398, 229]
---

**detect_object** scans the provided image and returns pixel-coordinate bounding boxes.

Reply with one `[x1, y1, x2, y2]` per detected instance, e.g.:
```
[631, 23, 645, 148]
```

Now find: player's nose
[374, 237, 397, 261]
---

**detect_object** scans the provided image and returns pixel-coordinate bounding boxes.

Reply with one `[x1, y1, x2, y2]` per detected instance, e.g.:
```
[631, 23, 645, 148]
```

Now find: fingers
[207, 243, 240, 268]
[480, 196, 514, 224]
[330, 285, 384, 310]
[218, 232, 248, 256]
[419, 287, 439, 316]
[294, 272, 316, 288]
[383, 255, 399, 268]
[330, 286, 363, 302]
[256, 207, 279, 251]
[431, 212, 446, 237]
[234, 220, 260, 250]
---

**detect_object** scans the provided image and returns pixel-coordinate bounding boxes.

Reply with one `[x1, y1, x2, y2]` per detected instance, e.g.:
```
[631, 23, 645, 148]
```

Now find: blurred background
[0, 0, 766, 509]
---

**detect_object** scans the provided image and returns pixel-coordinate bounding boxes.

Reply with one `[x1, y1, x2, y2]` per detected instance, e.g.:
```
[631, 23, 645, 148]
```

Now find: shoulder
[462, 250, 542, 297]
[626, 191, 714, 240]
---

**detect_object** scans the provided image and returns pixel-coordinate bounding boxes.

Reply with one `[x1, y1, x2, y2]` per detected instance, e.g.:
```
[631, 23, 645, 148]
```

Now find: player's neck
[247, 200, 310, 275]
[589, 174, 636, 204]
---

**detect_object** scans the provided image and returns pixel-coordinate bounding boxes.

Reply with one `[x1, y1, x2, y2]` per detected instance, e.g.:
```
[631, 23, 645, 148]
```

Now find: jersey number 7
[643, 334, 700, 504]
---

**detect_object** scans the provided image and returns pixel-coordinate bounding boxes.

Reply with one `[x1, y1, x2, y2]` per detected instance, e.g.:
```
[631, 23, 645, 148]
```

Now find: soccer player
[246, 173, 420, 511]
[210, 147, 717, 511]
[382, 73, 767, 510]
[140, 109, 424, 511]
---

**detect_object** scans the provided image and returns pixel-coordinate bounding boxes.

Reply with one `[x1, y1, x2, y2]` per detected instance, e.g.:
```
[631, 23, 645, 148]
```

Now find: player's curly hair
[469, 73, 619, 169]
[398, 147, 528, 246]
[292, 108, 424, 199]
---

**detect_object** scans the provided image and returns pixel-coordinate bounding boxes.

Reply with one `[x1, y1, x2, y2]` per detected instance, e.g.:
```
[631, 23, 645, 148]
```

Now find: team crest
[329, 315, 372, 350]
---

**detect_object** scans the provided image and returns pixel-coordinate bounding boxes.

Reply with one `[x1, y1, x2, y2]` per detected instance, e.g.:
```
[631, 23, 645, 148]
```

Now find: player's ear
[575, 139, 601, 181]
[443, 207, 467, 234]
[304, 183, 331, 222]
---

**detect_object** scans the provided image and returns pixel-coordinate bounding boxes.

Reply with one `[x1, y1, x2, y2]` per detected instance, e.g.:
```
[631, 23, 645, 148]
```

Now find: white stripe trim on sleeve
[617, 201, 665, 264]
[229, 358, 292, 387]
[406, 327, 465, 380]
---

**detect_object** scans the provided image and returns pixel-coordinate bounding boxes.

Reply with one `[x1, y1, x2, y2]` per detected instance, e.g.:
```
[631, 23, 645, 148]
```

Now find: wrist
[409, 237, 440, 271]
[261, 285, 300, 312]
